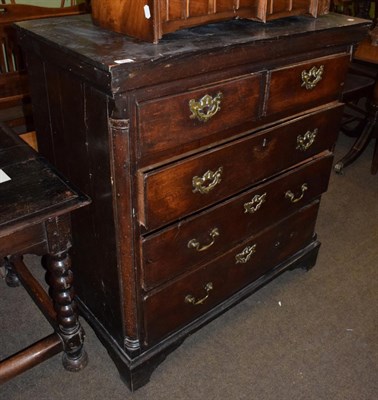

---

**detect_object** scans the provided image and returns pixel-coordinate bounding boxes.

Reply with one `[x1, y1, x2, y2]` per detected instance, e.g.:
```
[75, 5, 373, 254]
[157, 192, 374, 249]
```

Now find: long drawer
[138, 104, 342, 231]
[141, 153, 333, 289]
[142, 201, 320, 346]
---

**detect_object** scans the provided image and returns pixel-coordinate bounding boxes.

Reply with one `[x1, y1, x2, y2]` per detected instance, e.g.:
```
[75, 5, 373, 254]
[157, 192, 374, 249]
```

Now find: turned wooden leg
[47, 250, 88, 371]
[3, 257, 20, 288]
[335, 81, 378, 174]
[334, 120, 375, 173]
[45, 214, 88, 372]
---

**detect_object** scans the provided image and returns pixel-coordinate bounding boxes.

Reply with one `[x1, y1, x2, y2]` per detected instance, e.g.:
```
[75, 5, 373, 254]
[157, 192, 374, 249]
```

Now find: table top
[0, 123, 90, 235]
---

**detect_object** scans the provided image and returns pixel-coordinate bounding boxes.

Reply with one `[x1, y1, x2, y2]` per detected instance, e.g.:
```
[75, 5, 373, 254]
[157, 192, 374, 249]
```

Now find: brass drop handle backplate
[235, 244, 257, 264]
[244, 193, 267, 214]
[185, 282, 213, 306]
[187, 228, 220, 252]
[285, 183, 308, 203]
[296, 129, 318, 151]
[189, 92, 223, 122]
[301, 65, 324, 90]
[192, 166, 223, 194]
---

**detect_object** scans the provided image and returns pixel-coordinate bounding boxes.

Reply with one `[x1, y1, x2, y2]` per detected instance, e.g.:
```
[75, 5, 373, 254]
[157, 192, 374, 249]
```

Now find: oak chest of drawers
[17, 13, 369, 391]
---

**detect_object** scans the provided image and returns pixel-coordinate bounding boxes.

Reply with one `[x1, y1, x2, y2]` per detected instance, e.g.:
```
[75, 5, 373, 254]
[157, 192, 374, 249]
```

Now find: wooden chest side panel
[26, 53, 125, 344]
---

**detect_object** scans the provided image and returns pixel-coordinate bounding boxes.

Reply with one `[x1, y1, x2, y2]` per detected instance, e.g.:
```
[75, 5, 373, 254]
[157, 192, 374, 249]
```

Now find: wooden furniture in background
[16, 13, 369, 390]
[331, 0, 378, 22]
[91, 0, 330, 43]
[335, 34, 378, 174]
[337, 70, 375, 136]
[0, 122, 90, 384]
[0, 0, 88, 148]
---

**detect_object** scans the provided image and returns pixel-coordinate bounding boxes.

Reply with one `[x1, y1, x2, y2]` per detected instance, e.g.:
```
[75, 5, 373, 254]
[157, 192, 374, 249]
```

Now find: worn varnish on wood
[16, 13, 370, 391]
[0, 122, 90, 384]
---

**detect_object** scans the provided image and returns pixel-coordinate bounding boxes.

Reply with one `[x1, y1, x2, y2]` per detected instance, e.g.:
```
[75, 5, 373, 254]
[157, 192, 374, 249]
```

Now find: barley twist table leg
[46, 214, 88, 372]
[47, 250, 88, 371]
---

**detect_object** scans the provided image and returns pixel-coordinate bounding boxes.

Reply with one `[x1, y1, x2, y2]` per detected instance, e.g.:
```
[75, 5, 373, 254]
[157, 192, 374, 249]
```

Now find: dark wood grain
[90, 0, 329, 43]
[141, 153, 333, 289]
[16, 14, 370, 93]
[0, 122, 90, 383]
[143, 201, 320, 345]
[15, 14, 369, 390]
[139, 105, 342, 230]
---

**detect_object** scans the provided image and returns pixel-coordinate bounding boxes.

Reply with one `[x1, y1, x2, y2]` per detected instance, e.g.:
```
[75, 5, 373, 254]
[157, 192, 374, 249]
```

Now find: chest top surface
[16, 13, 370, 93]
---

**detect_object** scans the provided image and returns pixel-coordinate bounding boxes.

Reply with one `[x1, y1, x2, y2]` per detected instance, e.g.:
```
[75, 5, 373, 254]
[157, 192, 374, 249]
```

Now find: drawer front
[138, 104, 342, 231]
[142, 201, 320, 346]
[137, 73, 263, 157]
[141, 153, 333, 289]
[266, 54, 350, 116]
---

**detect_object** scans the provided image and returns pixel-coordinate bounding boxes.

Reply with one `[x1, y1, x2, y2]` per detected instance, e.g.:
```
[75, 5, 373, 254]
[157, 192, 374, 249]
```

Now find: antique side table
[0, 122, 90, 384]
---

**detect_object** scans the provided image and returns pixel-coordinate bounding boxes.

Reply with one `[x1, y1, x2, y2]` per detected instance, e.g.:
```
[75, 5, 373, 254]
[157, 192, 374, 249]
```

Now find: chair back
[1, 1, 87, 74]
[0, 1, 87, 140]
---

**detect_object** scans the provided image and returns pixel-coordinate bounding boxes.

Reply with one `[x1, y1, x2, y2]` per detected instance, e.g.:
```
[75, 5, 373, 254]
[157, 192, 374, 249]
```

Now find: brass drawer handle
[188, 228, 220, 252]
[192, 166, 223, 194]
[185, 282, 213, 305]
[189, 92, 223, 122]
[301, 65, 324, 90]
[296, 129, 318, 151]
[244, 193, 267, 214]
[235, 244, 257, 264]
[285, 183, 308, 203]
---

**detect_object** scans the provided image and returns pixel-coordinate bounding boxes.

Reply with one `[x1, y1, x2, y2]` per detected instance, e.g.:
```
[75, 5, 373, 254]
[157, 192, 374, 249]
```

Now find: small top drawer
[136, 73, 263, 158]
[266, 53, 350, 116]
[138, 103, 343, 231]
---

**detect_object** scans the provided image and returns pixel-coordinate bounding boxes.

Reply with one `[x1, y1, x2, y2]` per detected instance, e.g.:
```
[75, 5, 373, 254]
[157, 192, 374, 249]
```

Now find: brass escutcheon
[192, 166, 223, 194]
[244, 193, 267, 214]
[301, 65, 324, 90]
[285, 183, 308, 203]
[296, 129, 318, 151]
[189, 92, 223, 122]
[235, 244, 257, 264]
[188, 228, 220, 252]
[185, 282, 213, 306]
